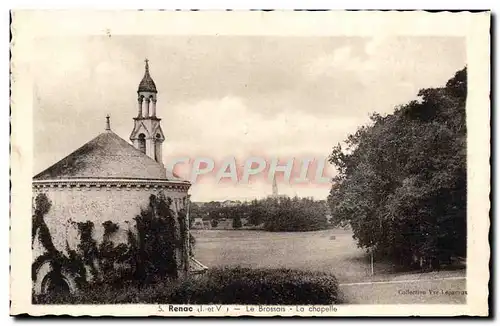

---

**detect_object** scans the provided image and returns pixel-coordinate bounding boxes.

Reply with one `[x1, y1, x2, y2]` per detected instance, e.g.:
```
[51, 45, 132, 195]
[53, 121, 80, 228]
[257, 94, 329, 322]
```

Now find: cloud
[160, 96, 356, 201]
[304, 46, 369, 80]
[164, 96, 359, 160]
[301, 36, 466, 118]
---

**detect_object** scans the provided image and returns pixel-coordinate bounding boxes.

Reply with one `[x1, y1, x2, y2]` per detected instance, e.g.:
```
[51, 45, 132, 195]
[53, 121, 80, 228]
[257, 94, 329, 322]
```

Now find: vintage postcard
[10, 10, 490, 317]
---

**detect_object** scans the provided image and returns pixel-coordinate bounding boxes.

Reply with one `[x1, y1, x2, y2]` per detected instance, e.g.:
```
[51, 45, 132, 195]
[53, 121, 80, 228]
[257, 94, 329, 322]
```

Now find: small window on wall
[138, 133, 146, 154]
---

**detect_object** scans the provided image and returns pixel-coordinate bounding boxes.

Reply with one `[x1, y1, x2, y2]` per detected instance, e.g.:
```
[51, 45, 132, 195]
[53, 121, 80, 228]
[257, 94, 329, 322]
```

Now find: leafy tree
[188, 202, 202, 227]
[190, 197, 329, 232]
[327, 67, 467, 269]
[247, 199, 266, 226]
[263, 197, 328, 232]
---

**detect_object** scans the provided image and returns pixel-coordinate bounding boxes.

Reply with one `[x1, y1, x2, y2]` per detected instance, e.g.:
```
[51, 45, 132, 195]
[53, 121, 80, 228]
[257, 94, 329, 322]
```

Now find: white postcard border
[10, 10, 490, 316]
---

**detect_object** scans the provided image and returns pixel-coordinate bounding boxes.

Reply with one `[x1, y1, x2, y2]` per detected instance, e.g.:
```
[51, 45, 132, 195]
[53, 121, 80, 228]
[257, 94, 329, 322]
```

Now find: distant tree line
[327, 67, 467, 270]
[189, 197, 329, 232]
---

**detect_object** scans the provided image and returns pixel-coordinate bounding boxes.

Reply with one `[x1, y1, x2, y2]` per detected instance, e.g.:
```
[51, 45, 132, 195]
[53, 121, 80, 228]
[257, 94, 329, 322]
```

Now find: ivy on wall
[31, 194, 86, 292]
[176, 207, 196, 258]
[189, 233, 196, 257]
[75, 221, 100, 280]
[32, 194, 56, 253]
[128, 193, 180, 284]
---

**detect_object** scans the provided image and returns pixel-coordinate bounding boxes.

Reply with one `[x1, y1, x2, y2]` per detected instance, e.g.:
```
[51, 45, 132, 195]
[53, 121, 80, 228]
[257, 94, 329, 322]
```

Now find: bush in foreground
[33, 267, 341, 305]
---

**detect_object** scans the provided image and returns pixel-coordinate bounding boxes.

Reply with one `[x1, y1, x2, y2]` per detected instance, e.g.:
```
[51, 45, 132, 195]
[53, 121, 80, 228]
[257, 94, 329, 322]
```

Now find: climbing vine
[75, 221, 100, 281]
[98, 220, 130, 287]
[64, 241, 87, 287]
[102, 221, 119, 239]
[32, 193, 56, 253]
[31, 194, 86, 294]
[177, 207, 196, 257]
[128, 193, 180, 284]
[178, 208, 188, 248]
[189, 233, 196, 257]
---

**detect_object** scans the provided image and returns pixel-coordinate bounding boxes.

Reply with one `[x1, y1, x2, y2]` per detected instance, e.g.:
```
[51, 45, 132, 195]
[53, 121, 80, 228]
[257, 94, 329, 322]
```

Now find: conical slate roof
[34, 131, 183, 181]
[137, 60, 157, 93]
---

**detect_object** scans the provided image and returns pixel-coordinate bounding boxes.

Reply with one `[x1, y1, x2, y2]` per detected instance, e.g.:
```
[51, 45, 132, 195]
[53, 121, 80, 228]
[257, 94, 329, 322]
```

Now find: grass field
[192, 228, 393, 283]
[191, 228, 466, 304]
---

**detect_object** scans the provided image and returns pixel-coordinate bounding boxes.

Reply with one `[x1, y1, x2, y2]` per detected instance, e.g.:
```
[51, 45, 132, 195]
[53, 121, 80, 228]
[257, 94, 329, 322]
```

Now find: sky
[32, 35, 466, 202]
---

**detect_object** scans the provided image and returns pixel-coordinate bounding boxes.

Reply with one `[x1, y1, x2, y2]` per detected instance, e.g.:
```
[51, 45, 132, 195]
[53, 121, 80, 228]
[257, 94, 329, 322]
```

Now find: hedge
[33, 267, 341, 305]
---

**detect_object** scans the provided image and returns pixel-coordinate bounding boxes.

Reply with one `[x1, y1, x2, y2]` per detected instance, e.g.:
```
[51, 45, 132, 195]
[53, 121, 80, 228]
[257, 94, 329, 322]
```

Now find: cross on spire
[144, 58, 149, 72]
[105, 115, 111, 131]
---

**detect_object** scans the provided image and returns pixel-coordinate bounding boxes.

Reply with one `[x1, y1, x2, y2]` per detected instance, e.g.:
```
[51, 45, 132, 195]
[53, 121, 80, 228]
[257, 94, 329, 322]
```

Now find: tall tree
[328, 67, 467, 269]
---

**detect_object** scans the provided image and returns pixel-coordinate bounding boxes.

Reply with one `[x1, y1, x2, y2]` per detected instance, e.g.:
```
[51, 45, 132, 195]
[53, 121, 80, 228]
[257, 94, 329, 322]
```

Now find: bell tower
[130, 59, 166, 165]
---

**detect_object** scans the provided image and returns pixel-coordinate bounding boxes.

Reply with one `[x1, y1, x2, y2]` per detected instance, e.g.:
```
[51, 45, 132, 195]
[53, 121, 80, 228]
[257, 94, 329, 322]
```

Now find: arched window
[138, 133, 146, 154]
[42, 271, 70, 295]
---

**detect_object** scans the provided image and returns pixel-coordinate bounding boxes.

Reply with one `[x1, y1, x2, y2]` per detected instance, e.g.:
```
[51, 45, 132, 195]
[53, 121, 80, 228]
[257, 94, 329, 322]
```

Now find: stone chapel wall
[32, 186, 188, 258]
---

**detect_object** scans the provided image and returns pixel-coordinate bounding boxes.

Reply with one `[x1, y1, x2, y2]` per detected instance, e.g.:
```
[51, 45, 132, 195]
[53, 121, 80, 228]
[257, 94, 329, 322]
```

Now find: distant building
[213, 219, 233, 230]
[192, 217, 211, 229]
[240, 217, 249, 227]
[221, 200, 240, 207]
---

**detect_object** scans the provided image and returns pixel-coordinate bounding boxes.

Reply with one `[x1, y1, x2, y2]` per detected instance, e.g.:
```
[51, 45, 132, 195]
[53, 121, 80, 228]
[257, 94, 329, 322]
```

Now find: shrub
[169, 267, 340, 304]
[33, 267, 341, 305]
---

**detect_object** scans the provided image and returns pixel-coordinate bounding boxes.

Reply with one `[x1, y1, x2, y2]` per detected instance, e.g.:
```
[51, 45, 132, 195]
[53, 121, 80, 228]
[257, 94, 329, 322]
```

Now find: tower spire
[272, 175, 278, 197]
[131, 60, 165, 166]
[137, 58, 157, 93]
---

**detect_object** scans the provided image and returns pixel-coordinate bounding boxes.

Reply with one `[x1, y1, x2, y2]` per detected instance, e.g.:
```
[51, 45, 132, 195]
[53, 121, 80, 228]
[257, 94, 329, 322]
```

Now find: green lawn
[191, 229, 466, 304]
